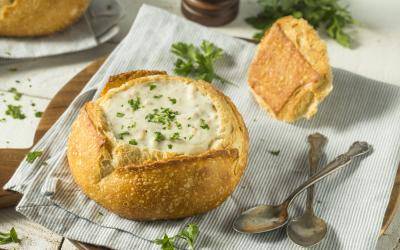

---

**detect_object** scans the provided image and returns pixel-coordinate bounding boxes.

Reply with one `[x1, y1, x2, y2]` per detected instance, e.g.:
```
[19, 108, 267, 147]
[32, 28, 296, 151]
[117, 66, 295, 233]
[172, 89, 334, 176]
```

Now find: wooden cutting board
[1, 57, 399, 249]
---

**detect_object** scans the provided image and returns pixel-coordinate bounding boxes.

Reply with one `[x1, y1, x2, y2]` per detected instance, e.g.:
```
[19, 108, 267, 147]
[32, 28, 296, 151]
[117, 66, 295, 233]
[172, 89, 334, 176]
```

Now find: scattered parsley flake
[153, 95, 163, 99]
[118, 131, 130, 139]
[116, 112, 125, 117]
[170, 132, 180, 141]
[268, 150, 280, 156]
[200, 119, 209, 130]
[35, 111, 43, 118]
[129, 139, 138, 145]
[149, 84, 157, 90]
[0, 118, 5, 122]
[168, 97, 177, 104]
[5, 105, 25, 119]
[154, 132, 166, 142]
[127, 122, 137, 129]
[8, 87, 22, 101]
[146, 108, 179, 127]
[128, 97, 141, 111]
[168, 144, 173, 149]
[26, 151, 43, 163]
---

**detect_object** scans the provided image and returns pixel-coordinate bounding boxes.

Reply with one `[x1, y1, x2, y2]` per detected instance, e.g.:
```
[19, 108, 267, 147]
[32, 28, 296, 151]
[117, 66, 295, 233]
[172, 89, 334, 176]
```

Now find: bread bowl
[0, 0, 91, 37]
[67, 70, 249, 220]
[248, 16, 333, 122]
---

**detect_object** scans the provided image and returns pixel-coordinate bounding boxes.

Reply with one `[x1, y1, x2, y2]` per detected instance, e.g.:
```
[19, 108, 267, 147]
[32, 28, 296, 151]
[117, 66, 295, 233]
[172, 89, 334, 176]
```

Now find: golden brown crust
[100, 70, 167, 97]
[0, 0, 91, 37]
[248, 16, 332, 122]
[68, 73, 249, 220]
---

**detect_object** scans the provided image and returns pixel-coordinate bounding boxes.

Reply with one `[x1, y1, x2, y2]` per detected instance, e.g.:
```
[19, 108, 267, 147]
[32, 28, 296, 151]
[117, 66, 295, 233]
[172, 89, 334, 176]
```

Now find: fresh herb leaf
[247, 0, 355, 47]
[26, 151, 43, 163]
[149, 84, 157, 90]
[128, 97, 141, 111]
[116, 112, 125, 117]
[154, 234, 175, 250]
[154, 224, 199, 250]
[153, 95, 163, 99]
[154, 132, 166, 142]
[5, 105, 25, 119]
[35, 111, 43, 118]
[118, 131, 130, 139]
[129, 139, 138, 145]
[168, 97, 177, 104]
[268, 150, 280, 156]
[177, 223, 199, 250]
[200, 119, 209, 130]
[171, 40, 233, 84]
[0, 227, 21, 245]
[168, 144, 173, 149]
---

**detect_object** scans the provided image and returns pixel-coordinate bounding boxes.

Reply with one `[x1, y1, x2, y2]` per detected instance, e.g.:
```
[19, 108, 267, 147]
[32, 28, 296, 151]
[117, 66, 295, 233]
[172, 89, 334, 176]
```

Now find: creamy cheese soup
[100, 81, 222, 154]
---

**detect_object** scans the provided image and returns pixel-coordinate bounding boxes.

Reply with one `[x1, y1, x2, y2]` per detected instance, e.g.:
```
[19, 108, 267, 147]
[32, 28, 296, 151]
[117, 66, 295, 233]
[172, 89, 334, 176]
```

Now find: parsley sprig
[171, 40, 233, 84]
[246, 0, 356, 47]
[0, 227, 21, 245]
[154, 223, 199, 250]
[26, 151, 43, 163]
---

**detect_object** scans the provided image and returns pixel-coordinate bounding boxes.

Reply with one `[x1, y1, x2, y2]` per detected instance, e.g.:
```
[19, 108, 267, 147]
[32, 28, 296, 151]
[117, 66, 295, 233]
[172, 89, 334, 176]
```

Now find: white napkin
[5, 5, 400, 250]
[0, 0, 121, 60]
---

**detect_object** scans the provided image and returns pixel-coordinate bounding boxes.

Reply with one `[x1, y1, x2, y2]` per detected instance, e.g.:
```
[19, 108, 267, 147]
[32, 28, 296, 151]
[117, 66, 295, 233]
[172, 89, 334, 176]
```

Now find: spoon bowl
[233, 204, 288, 233]
[287, 211, 327, 247]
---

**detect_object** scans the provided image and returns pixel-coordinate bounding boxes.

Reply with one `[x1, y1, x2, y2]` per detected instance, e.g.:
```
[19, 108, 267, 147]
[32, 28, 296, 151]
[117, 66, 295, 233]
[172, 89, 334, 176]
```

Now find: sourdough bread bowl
[67, 70, 249, 220]
[0, 0, 90, 37]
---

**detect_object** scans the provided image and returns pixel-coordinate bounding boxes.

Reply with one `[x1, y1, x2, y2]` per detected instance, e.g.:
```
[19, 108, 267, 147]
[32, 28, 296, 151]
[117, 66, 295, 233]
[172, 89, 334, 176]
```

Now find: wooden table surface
[1, 0, 400, 249]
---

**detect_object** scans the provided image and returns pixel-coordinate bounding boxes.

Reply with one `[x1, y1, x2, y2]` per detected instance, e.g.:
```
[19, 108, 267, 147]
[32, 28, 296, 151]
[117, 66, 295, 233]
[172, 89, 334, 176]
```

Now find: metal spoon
[287, 133, 328, 247]
[233, 141, 373, 234]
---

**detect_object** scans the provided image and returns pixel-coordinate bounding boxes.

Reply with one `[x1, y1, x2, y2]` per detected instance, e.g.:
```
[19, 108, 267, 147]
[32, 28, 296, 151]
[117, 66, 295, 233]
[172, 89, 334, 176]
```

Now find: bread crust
[248, 16, 332, 122]
[0, 0, 91, 37]
[67, 73, 249, 220]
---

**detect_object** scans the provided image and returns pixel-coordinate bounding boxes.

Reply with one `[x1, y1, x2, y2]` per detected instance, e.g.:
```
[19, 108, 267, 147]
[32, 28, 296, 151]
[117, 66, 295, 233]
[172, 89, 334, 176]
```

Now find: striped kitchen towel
[5, 5, 400, 250]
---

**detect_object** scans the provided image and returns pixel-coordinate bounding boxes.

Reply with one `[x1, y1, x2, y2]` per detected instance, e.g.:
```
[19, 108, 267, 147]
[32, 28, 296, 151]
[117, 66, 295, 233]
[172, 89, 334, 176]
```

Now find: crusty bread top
[0, 0, 91, 37]
[248, 16, 332, 121]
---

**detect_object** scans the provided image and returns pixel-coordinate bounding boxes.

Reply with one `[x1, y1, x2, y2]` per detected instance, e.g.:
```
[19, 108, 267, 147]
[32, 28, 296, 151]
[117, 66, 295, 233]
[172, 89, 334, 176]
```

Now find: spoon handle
[306, 133, 328, 212]
[284, 141, 372, 206]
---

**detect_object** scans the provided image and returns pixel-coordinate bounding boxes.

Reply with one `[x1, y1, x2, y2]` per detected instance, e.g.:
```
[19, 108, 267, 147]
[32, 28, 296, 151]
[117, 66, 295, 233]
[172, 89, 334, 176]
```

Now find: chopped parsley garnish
[127, 122, 136, 129]
[170, 132, 180, 141]
[31, 102, 36, 107]
[35, 111, 43, 118]
[154, 132, 166, 142]
[118, 131, 130, 139]
[268, 150, 280, 156]
[149, 84, 157, 90]
[5, 105, 25, 119]
[153, 95, 163, 99]
[128, 97, 141, 111]
[168, 144, 173, 149]
[8, 87, 22, 101]
[129, 139, 138, 145]
[200, 119, 209, 130]
[168, 97, 177, 104]
[116, 112, 125, 117]
[26, 151, 43, 163]
[146, 108, 179, 127]
[0, 118, 6, 122]
[188, 135, 194, 140]
[0, 227, 21, 245]
[154, 223, 199, 250]
[175, 121, 182, 129]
